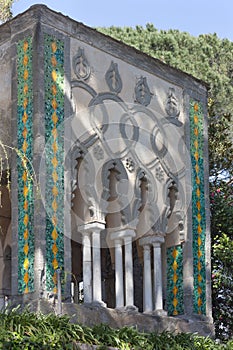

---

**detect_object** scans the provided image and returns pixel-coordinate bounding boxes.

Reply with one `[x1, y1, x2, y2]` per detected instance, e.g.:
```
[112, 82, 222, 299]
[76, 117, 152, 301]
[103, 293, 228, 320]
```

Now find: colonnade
[139, 234, 165, 314]
[78, 221, 166, 313]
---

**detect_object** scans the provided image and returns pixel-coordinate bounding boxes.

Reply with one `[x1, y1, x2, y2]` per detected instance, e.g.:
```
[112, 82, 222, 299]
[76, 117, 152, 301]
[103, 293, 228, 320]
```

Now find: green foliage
[211, 183, 233, 339]
[0, 0, 15, 22]
[0, 309, 231, 349]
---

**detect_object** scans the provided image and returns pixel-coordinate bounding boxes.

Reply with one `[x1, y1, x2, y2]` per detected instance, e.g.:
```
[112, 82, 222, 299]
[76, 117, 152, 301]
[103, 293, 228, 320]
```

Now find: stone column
[82, 231, 92, 303]
[152, 235, 165, 314]
[124, 235, 134, 307]
[79, 221, 105, 304]
[92, 224, 105, 303]
[114, 238, 124, 308]
[111, 229, 136, 309]
[142, 245, 153, 313]
[140, 234, 165, 314]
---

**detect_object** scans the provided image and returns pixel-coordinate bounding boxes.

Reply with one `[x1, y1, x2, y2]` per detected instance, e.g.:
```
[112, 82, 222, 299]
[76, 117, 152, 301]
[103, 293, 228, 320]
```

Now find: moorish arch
[70, 121, 187, 312]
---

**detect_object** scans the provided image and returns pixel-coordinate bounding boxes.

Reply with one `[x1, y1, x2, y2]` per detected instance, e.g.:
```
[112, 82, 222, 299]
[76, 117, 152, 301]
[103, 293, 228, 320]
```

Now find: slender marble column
[92, 230, 102, 302]
[153, 242, 163, 311]
[79, 222, 105, 304]
[124, 236, 134, 306]
[82, 232, 92, 303]
[114, 238, 124, 308]
[143, 244, 153, 312]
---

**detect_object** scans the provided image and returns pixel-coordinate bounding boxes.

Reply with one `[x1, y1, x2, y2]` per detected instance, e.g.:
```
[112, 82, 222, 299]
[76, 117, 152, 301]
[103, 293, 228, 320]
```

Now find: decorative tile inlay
[44, 34, 64, 292]
[190, 100, 206, 315]
[17, 37, 34, 294]
[167, 245, 184, 316]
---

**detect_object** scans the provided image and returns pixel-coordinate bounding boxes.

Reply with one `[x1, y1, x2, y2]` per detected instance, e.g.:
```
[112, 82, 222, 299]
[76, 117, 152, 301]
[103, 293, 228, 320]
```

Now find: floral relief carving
[135, 76, 152, 106]
[165, 87, 182, 126]
[73, 47, 91, 81]
[105, 61, 123, 94]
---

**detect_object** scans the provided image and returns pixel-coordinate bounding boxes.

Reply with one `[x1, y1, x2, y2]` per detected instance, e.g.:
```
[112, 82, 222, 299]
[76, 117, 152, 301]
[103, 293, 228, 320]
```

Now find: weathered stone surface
[17, 299, 214, 338]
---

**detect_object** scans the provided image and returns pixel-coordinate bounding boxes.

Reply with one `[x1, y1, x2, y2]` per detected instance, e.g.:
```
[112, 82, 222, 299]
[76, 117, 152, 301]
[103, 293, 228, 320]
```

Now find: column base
[124, 305, 138, 312]
[84, 301, 107, 308]
[143, 309, 153, 315]
[153, 309, 167, 316]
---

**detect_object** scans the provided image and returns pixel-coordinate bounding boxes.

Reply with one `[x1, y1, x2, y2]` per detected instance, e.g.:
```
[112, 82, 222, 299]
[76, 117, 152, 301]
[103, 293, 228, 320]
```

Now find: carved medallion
[105, 61, 122, 94]
[135, 76, 152, 106]
[165, 87, 182, 126]
[72, 47, 91, 81]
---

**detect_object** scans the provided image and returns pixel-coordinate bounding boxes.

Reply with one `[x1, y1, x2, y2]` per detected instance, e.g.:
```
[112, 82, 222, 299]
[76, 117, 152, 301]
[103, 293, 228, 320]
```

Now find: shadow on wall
[0, 182, 11, 298]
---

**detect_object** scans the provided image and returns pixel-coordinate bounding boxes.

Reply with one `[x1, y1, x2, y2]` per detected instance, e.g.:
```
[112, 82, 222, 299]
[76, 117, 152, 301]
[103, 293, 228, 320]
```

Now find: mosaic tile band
[166, 245, 184, 316]
[190, 100, 206, 315]
[17, 37, 34, 294]
[44, 34, 65, 292]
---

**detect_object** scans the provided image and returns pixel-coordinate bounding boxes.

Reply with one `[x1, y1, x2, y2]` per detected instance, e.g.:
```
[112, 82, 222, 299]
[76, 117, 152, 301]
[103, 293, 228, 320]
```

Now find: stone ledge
[14, 299, 215, 338]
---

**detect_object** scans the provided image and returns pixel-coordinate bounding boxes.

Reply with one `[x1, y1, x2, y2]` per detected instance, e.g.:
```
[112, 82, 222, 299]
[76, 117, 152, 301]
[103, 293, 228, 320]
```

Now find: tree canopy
[0, 0, 14, 22]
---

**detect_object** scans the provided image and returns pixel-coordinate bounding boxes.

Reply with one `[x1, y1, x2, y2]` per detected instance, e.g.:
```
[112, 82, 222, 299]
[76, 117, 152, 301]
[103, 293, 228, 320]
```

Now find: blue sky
[12, 0, 233, 41]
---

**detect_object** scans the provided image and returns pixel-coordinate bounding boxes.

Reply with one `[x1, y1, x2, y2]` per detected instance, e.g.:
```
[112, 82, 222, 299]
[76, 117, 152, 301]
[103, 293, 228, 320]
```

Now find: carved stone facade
[0, 5, 214, 336]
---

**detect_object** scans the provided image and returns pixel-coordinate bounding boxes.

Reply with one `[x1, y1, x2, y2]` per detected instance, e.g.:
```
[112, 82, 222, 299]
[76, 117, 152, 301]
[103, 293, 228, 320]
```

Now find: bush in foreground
[0, 309, 233, 349]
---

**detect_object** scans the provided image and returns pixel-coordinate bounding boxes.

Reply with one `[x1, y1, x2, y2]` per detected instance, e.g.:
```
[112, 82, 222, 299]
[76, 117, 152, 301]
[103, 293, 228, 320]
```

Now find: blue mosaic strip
[17, 37, 34, 294]
[44, 34, 64, 292]
[190, 100, 206, 315]
[167, 245, 184, 316]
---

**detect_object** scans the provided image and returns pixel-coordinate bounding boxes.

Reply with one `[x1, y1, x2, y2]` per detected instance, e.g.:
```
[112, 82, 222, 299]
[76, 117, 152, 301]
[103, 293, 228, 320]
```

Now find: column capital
[139, 233, 165, 247]
[110, 228, 136, 241]
[78, 221, 105, 234]
[142, 244, 151, 252]
[114, 238, 123, 246]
